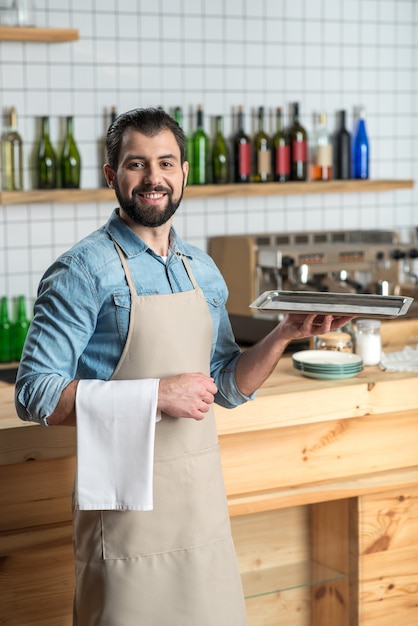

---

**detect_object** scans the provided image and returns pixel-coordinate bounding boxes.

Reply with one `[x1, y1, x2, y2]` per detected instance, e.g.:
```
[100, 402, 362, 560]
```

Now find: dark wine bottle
[289, 102, 308, 181]
[36, 116, 57, 189]
[212, 116, 229, 184]
[192, 104, 208, 185]
[272, 107, 290, 182]
[334, 110, 351, 180]
[253, 106, 272, 182]
[233, 106, 251, 183]
[60, 115, 81, 189]
[1, 106, 23, 191]
[0, 296, 12, 363]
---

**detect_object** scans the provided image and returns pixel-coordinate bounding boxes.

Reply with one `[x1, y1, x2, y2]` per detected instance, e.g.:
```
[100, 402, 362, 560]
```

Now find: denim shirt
[15, 209, 253, 425]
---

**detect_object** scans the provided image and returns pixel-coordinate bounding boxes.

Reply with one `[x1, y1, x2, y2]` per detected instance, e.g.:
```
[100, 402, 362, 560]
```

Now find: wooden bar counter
[1, 320, 417, 626]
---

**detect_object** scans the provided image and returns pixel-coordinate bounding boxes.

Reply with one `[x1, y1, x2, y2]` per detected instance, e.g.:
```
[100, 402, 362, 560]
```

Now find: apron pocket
[101, 444, 231, 560]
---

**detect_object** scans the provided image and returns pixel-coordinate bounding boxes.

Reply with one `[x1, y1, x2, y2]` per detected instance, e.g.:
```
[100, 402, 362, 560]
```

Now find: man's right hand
[157, 372, 218, 420]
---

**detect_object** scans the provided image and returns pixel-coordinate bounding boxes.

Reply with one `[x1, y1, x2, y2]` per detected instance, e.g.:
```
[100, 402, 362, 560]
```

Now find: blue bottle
[353, 108, 369, 179]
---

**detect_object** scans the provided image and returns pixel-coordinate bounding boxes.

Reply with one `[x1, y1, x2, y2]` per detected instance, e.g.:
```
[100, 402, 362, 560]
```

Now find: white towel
[380, 345, 418, 372]
[75, 378, 160, 511]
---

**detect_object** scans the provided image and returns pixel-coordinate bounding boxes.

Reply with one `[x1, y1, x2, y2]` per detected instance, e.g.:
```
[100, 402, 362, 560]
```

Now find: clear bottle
[353, 108, 369, 179]
[310, 112, 333, 181]
[192, 104, 208, 185]
[212, 115, 229, 184]
[233, 105, 251, 183]
[0, 296, 12, 363]
[253, 106, 272, 183]
[272, 106, 290, 182]
[1, 106, 24, 191]
[289, 102, 308, 181]
[334, 110, 351, 180]
[12, 295, 30, 361]
[60, 116, 81, 189]
[36, 116, 57, 189]
[355, 319, 381, 366]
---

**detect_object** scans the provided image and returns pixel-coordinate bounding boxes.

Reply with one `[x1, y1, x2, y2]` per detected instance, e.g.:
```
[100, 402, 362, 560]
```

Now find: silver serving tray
[250, 290, 414, 318]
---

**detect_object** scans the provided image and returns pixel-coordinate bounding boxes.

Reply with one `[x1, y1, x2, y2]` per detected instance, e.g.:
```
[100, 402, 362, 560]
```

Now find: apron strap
[113, 241, 138, 298]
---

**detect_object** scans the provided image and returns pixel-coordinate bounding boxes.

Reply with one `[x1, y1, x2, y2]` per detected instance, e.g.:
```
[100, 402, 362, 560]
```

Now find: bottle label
[317, 144, 332, 167]
[292, 140, 307, 163]
[257, 149, 272, 175]
[275, 145, 290, 175]
[238, 143, 251, 176]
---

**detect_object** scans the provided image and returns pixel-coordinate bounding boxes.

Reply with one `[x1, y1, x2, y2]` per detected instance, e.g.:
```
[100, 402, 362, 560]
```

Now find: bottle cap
[356, 319, 381, 329]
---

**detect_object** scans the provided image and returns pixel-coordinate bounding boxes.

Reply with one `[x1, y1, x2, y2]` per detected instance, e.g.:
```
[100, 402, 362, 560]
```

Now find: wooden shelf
[0, 179, 414, 206]
[0, 26, 79, 42]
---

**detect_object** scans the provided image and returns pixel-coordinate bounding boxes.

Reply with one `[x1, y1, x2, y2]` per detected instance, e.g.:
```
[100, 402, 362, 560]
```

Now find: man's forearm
[46, 380, 79, 426]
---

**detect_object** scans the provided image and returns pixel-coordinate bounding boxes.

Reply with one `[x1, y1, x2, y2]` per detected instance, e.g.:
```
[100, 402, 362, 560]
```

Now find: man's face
[106, 129, 188, 228]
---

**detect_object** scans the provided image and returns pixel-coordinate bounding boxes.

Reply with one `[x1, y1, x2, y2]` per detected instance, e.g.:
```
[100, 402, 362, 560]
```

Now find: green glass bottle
[12, 295, 30, 361]
[173, 106, 183, 127]
[212, 116, 230, 184]
[192, 104, 208, 185]
[289, 102, 308, 181]
[60, 116, 81, 188]
[1, 106, 23, 191]
[253, 106, 272, 182]
[0, 296, 12, 363]
[36, 116, 57, 189]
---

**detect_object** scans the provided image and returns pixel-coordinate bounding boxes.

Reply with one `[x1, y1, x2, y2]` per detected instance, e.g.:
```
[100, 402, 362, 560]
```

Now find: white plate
[293, 350, 363, 366]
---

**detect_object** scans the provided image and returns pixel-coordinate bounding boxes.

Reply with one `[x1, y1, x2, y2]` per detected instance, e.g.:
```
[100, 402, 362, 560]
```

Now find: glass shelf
[241, 560, 346, 599]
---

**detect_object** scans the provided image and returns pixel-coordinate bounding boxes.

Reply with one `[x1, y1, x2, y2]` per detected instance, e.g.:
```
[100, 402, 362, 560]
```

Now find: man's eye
[131, 162, 144, 168]
[161, 161, 173, 168]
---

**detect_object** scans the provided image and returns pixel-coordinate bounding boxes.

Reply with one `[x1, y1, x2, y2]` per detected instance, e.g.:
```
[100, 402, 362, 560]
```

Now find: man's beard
[114, 178, 184, 228]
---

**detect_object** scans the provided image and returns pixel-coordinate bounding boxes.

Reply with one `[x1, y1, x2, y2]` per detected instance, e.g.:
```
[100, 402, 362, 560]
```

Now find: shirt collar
[104, 208, 193, 260]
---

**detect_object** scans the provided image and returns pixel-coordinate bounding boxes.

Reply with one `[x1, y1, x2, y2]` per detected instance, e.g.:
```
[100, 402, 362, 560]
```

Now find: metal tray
[250, 290, 414, 318]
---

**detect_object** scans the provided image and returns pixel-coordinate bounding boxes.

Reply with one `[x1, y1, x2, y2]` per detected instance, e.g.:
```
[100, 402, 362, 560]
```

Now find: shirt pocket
[113, 292, 131, 341]
[204, 288, 225, 346]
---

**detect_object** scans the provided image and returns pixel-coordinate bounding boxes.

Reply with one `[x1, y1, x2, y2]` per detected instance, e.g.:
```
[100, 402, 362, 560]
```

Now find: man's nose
[143, 164, 160, 185]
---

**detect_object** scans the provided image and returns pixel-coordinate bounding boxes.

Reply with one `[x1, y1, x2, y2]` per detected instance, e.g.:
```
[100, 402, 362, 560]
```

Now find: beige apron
[73, 243, 247, 626]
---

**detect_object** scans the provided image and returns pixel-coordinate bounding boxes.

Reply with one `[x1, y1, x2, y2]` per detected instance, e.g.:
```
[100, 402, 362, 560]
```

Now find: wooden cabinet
[1, 321, 418, 625]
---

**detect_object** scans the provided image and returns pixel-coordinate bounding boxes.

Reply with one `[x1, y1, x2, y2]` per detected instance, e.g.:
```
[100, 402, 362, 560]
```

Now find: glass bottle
[173, 106, 183, 128]
[12, 295, 30, 361]
[289, 102, 308, 181]
[192, 104, 208, 185]
[0, 296, 12, 363]
[233, 105, 251, 183]
[1, 106, 23, 191]
[253, 106, 272, 183]
[355, 319, 381, 365]
[334, 110, 351, 180]
[60, 115, 81, 189]
[272, 107, 290, 182]
[212, 115, 229, 184]
[309, 112, 333, 181]
[353, 108, 369, 179]
[36, 116, 57, 189]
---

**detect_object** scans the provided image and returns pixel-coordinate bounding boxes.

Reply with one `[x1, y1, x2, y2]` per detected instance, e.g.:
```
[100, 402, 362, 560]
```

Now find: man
[15, 108, 352, 625]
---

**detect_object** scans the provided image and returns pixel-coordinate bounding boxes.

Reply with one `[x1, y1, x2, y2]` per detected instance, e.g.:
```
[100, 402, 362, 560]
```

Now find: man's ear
[103, 164, 115, 188]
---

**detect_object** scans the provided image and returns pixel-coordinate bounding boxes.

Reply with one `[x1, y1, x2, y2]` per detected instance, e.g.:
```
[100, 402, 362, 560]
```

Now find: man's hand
[277, 313, 354, 343]
[158, 372, 218, 421]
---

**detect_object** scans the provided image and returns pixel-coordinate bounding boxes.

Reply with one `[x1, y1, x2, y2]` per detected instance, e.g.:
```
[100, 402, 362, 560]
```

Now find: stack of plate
[292, 350, 363, 380]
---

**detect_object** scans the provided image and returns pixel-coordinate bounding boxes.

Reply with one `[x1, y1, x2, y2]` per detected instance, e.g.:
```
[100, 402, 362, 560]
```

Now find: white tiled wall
[0, 0, 417, 304]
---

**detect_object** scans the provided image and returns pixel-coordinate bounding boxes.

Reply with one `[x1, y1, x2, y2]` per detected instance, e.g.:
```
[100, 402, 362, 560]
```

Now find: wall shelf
[0, 26, 79, 42]
[0, 179, 414, 206]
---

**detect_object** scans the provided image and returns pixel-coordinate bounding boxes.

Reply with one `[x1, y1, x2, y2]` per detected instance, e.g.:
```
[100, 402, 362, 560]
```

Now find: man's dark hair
[105, 107, 186, 171]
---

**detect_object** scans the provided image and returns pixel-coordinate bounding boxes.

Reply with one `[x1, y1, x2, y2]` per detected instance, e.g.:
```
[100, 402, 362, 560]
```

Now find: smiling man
[15, 107, 352, 626]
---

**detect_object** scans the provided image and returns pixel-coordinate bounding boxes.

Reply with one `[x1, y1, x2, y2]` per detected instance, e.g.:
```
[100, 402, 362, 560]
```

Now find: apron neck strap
[112, 239, 199, 295]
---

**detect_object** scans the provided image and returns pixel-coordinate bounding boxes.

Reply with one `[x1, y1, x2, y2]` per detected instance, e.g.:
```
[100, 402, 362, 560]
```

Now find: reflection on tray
[250, 290, 414, 318]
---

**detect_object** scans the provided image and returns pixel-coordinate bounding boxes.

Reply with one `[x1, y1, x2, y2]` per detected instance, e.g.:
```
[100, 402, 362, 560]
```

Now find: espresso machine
[209, 229, 418, 343]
